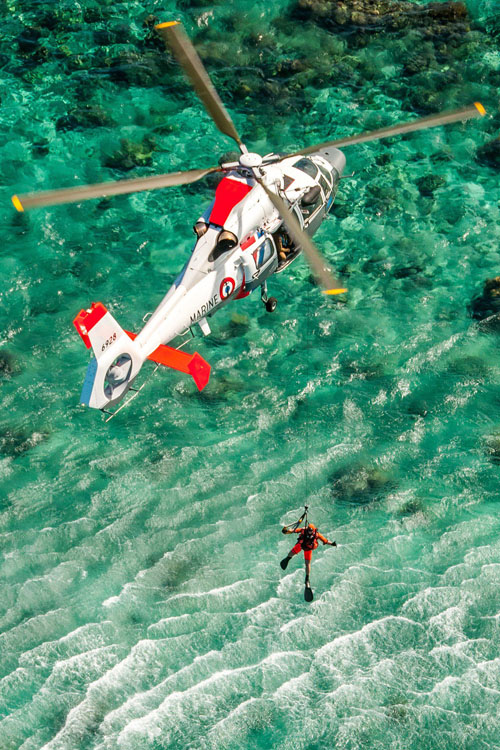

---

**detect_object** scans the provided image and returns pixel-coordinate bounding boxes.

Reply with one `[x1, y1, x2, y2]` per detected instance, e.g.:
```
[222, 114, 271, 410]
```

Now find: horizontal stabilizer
[125, 332, 210, 391]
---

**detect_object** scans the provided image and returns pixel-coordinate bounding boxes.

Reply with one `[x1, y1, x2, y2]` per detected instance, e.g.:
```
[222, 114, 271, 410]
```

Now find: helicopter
[11, 20, 485, 418]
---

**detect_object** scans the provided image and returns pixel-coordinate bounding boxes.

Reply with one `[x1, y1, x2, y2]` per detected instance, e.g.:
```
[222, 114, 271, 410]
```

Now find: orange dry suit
[283, 524, 331, 561]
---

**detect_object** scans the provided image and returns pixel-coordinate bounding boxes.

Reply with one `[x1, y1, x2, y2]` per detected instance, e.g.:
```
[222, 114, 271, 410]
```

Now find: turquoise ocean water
[1, 0, 500, 747]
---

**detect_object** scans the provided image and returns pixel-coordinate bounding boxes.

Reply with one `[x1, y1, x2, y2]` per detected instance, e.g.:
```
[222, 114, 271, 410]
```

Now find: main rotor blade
[288, 103, 486, 158]
[259, 180, 346, 295]
[156, 21, 242, 148]
[12, 166, 221, 211]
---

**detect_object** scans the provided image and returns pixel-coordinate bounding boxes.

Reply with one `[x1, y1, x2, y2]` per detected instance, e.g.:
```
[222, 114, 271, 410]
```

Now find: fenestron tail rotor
[258, 179, 347, 296]
[11, 166, 222, 212]
[155, 21, 244, 150]
[287, 103, 486, 158]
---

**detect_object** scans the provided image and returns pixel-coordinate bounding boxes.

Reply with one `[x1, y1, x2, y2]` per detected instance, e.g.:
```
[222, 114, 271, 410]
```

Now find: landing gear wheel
[265, 297, 277, 313]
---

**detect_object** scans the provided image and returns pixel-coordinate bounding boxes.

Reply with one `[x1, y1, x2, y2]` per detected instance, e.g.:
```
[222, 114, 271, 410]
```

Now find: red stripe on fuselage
[210, 178, 253, 227]
[240, 234, 256, 250]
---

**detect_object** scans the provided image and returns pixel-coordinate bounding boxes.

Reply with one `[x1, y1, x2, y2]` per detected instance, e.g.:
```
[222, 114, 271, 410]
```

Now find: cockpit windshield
[292, 158, 318, 179]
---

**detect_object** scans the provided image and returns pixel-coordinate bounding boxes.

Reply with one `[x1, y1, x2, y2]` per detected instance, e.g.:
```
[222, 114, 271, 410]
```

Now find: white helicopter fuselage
[75, 148, 346, 412]
[137, 148, 346, 354]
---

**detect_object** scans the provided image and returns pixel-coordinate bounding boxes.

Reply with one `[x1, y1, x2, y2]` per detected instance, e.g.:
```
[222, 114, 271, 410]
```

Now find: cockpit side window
[318, 164, 332, 185]
[292, 158, 318, 179]
[319, 175, 331, 196]
[301, 184, 322, 218]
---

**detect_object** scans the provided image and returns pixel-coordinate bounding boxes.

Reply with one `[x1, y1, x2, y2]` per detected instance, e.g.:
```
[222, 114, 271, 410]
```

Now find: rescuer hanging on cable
[280, 506, 336, 601]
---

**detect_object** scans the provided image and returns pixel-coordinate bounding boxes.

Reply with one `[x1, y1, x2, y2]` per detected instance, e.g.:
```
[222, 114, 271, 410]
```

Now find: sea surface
[1, 0, 500, 748]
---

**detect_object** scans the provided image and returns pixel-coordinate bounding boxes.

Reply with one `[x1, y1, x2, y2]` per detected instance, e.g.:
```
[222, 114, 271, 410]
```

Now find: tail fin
[74, 302, 211, 411]
[74, 303, 144, 409]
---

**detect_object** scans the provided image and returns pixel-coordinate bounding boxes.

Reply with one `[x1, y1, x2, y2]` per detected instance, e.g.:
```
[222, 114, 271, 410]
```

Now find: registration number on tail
[101, 333, 117, 352]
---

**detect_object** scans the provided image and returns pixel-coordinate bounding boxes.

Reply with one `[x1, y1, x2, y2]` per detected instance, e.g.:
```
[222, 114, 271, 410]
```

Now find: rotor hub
[239, 152, 262, 169]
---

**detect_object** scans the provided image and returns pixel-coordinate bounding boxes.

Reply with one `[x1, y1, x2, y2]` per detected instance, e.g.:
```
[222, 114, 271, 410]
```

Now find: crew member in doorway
[275, 230, 293, 262]
[281, 522, 336, 588]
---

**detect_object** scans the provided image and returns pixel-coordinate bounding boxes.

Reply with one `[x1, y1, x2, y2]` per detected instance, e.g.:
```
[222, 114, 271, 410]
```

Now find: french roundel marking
[220, 277, 236, 299]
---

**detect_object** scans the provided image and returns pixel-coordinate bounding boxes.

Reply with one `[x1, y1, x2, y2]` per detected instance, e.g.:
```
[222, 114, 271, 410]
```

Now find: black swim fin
[280, 556, 290, 570]
[304, 583, 314, 602]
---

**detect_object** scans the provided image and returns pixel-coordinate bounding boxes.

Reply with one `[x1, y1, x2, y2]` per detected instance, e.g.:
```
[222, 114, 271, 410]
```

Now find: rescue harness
[282, 505, 318, 549]
[300, 525, 318, 551]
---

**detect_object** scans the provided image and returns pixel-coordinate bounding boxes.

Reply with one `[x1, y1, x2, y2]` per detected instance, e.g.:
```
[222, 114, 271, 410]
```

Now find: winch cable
[305, 267, 311, 502]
